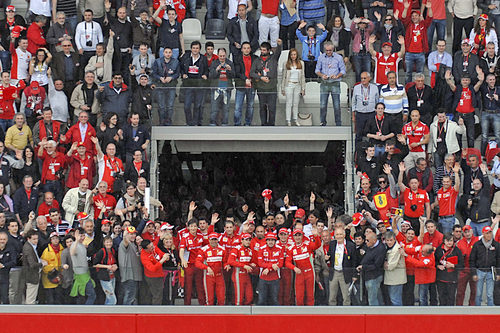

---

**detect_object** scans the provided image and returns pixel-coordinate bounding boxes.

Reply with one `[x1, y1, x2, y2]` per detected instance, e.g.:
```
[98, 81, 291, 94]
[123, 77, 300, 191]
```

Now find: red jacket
[456, 236, 479, 268]
[195, 244, 226, 275]
[423, 230, 443, 248]
[219, 232, 241, 261]
[405, 248, 436, 284]
[228, 245, 255, 274]
[397, 232, 421, 275]
[39, 150, 66, 183]
[37, 200, 60, 223]
[285, 235, 321, 271]
[140, 247, 165, 278]
[257, 244, 284, 281]
[251, 237, 266, 253]
[66, 152, 94, 189]
[92, 193, 116, 220]
[61, 122, 96, 156]
[27, 22, 46, 55]
[0, 84, 18, 119]
[401, 14, 432, 54]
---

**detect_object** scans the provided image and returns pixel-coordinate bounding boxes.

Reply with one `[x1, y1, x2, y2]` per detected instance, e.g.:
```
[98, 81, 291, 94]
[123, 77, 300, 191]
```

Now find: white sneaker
[287, 121, 291, 126]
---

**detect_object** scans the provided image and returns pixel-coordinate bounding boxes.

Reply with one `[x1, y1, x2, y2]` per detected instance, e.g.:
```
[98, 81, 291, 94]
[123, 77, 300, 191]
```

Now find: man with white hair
[38, 138, 66, 204]
[62, 178, 94, 226]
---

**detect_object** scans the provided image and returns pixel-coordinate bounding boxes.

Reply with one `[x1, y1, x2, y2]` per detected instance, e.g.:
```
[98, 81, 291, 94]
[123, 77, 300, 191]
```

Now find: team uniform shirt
[92, 193, 116, 220]
[0, 84, 18, 119]
[257, 244, 284, 281]
[142, 231, 160, 246]
[10, 43, 31, 81]
[402, 121, 429, 153]
[403, 188, 430, 218]
[423, 230, 444, 248]
[456, 87, 474, 114]
[98, 155, 124, 192]
[39, 150, 66, 183]
[251, 237, 266, 253]
[228, 245, 255, 274]
[219, 232, 241, 261]
[285, 235, 321, 271]
[67, 152, 94, 189]
[179, 233, 204, 264]
[396, 234, 421, 275]
[195, 245, 227, 275]
[37, 201, 60, 223]
[456, 236, 479, 268]
[374, 52, 400, 85]
[437, 187, 458, 216]
[373, 187, 399, 223]
[407, 23, 424, 53]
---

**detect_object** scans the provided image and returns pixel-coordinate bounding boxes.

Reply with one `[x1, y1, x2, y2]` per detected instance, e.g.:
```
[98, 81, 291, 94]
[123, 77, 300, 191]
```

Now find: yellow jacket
[41, 244, 63, 289]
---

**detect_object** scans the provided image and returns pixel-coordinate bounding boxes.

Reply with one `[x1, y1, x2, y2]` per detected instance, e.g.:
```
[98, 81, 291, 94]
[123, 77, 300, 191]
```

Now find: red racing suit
[278, 239, 294, 305]
[179, 233, 206, 305]
[195, 244, 227, 305]
[228, 245, 255, 305]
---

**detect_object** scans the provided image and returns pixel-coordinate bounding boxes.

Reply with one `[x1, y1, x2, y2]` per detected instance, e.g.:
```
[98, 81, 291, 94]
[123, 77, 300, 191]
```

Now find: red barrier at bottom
[0, 313, 496, 333]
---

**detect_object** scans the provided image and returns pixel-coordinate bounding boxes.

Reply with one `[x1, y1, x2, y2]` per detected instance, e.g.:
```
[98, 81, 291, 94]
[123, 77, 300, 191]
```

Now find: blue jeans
[481, 112, 500, 145]
[121, 280, 138, 305]
[155, 87, 176, 125]
[374, 145, 386, 157]
[206, 0, 223, 19]
[439, 216, 456, 234]
[234, 88, 255, 126]
[365, 275, 383, 306]
[405, 52, 425, 84]
[352, 53, 371, 83]
[0, 118, 13, 134]
[85, 279, 96, 305]
[0, 50, 10, 71]
[419, 283, 430, 306]
[66, 16, 78, 35]
[100, 278, 117, 305]
[427, 19, 446, 51]
[210, 88, 231, 125]
[476, 270, 495, 306]
[387, 284, 403, 306]
[184, 87, 205, 126]
[320, 81, 341, 126]
[257, 279, 279, 305]
[471, 221, 491, 237]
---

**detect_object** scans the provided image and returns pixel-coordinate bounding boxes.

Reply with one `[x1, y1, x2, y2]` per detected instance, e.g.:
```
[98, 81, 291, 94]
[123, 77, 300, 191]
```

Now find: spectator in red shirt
[38, 138, 66, 204]
[140, 238, 168, 305]
[432, 163, 461, 234]
[92, 181, 117, 220]
[456, 225, 479, 305]
[65, 141, 94, 189]
[60, 111, 97, 157]
[401, 0, 433, 84]
[26, 15, 47, 55]
[402, 243, 436, 306]
[401, 110, 430, 170]
[37, 191, 59, 224]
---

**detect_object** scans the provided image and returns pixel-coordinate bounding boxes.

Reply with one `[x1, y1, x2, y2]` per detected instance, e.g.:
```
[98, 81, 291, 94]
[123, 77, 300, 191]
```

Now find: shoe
[292, 120, 300, 126]
[320, 122, 326, 126]
[287, 121, 291, 126]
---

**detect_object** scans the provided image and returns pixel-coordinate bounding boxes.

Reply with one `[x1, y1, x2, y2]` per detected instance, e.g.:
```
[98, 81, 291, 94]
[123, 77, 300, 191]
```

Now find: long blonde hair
[286, 48, 302, 70]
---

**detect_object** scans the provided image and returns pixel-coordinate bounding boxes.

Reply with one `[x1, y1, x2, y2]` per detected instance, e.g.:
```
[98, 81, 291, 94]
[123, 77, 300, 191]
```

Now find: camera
[410, 204, 417, 211]
[362, 101, 368, 106]
[86, 40, 93, 47]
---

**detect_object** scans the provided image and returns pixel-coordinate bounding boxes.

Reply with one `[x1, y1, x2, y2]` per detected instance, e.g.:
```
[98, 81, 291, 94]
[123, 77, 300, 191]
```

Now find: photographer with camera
[94, 136, 124, 196]
[85, 30, 115, 85]
[38, 138, 67, 204]
[75, 9, 104, 71]
[465, 163, 492, 236]
[115, 182, 143, 226]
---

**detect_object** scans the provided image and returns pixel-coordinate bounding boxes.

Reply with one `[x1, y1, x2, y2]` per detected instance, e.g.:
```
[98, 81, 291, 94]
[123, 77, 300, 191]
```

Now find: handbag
[297, 113, 312, 126]
[47, 268, 63, 285]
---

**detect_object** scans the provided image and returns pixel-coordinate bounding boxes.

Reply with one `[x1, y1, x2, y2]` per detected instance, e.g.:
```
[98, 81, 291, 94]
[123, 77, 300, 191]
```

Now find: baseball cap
[479, 13, 489, 21]
[261, 189, 272, 200]
[209, 232, 219, 239]
[265, 232, 277, 240]
[160, 222, 174, 231]
[482, 226, 493, 233]
[411, 9, 421, 15]
[382, 42, 392, 48]
[292, 229, 304, 236]
[265, 211, 275, 217]
[77, 142, 85, 147]
[76, 212, 89, 221]
[295, 208, 306, 219]
[462, 38, 471, 45]
[49, 231, 58, 238]
[6, 5, 15, 12]
[31, 81, 40, 93]
[145, 220, 154, 227]
[352, 212, 364, 227]
[101, 219, 111, 225]
[462, 225, 472, 232]
[241, 233, 252, 240]
[279, 228, 290, 234]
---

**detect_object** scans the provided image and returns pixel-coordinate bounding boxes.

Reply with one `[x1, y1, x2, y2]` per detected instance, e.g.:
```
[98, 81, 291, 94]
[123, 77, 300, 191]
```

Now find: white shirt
[227, 0, 249, 19]
[75, 21, 103, 52]
[15, 48, 31, 81]
[79, 122, 88, 142]
[334, 241, 345, 271]
[48, 78, 69, 122]
[29, 0, 52, 16]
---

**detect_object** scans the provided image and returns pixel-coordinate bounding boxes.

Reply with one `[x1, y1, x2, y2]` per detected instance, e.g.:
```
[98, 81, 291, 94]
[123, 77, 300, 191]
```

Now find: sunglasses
[385, 18, 392, 21]
[378, 180, 386, 184]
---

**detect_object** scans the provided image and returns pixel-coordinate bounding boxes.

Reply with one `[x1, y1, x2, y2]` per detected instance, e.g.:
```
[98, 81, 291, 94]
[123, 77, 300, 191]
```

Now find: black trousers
[304, 60, 318, 80]
[258, 91, 277, 126]
[437, 280, 457, 306]
[279, 22, 298, 50]
[457, 112, 475, 148]
[80, 51, 96, 74]
[452, 17, 474, 55]
[403, 274, 415, 306]
[355, 111, 375, 143]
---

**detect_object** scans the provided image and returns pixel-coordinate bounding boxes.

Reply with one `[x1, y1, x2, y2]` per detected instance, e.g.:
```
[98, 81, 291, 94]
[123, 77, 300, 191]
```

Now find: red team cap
[76, 212, 89, 221]
[295, 208, 306, 219]
[462, 225, 472, 232]
[101, 219, 111, 225]
[145, 220, 154, 226]
[479, 14, 489, 21]
[352, 212, 364, 227]
[265, 232, 277, 240]
[160, 222, 174, 230]
[241, 233, 252, 240]
[49, 232, 58, 238]
[261, 189, 273, 200]
[209, 232, 219, 239]
[292, 229, 304, 236]
[6, 5, 15, 12]
[482, 226, 493, 233]
[126, 226, 136, 234]
[382, 42, 392, 48]
[279, 228, 290, 234]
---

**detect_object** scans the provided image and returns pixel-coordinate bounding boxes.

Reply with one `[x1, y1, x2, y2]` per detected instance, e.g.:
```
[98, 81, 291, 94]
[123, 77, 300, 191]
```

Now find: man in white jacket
[384, 231, 407, 306]
[428, 109, 466, 168]
[62, 178, 94, 227]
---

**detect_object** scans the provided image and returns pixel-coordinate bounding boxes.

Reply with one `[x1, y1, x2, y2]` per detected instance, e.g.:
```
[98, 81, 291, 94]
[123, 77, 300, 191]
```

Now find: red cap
[247, 220, 255, 225]
[160, 222, 174, 230]
[265, 232, 277, 240]
[241, 233, 252, 240]
[126, 226, 136, 234]
[49, 231, 58, 238]
[261, 189, 272, 200]
[462, 225, 472, 232]
[77, 142, 85, 147]
[411, 9, 421, 15]
[76, 212, 88, 221]
[480, 13, 489, 21]
[279, 228, 290, 234]
[482, 226, 493, 233]
[209, 232, 219, 239]
[352, 212, 364, 227]
[462, 38, 471, 45]
[31, 81, 40, 93]
[101, 219, 111, 225]
[382, 42, 392, 48]
[295, 208, 306, 219]
[145, 220, 154, 227]
[292, 229, 304, 236]
[6, 5, 15, 12]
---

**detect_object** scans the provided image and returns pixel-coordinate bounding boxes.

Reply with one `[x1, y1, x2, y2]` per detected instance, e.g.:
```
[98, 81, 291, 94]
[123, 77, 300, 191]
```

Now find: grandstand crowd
[0, 0, 498, 307]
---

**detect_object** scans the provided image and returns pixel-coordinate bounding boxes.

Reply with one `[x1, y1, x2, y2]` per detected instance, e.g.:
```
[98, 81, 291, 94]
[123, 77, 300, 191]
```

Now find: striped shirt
[298, 0, 325, 21]
[433, 165, 459, 194]
[56, 0, 78, 17]
[379, 84, 408, 114]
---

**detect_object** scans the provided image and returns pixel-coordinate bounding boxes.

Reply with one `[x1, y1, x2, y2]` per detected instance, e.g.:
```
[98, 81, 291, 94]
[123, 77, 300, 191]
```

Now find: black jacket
[51, 51, 81, 82]
[92, 247, 119, 281]
[374, 19, 403, 53]
[130, 75, 153, 121]
[327, 240, 358, 283]
[226, 16, 259, 56]
[233, 53, 258, 89]
[0, 244, 17, 279]
[363, 115, 393, 146]
[326, 28, 351, 57]
[460, 159, 486, 195]
[452, 51, 480, 84]
[0, 15, 26, 50]
[124, 159, 150, 184]
[407, 85, 434, 121]
[13, 186, 39, 222]
[434, 244, 464, 283]
[470, 239, 500, 275]
[180, 53, 209, 87]
[360, 240, 386, 280]
[122, 123, 150, 154]
[466, 176, 492, 223]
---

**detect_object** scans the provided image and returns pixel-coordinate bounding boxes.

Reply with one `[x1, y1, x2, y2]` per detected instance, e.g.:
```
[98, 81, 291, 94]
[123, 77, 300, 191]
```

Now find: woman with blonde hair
[157, 233, 180, 304]
[281, 48, 306, 126]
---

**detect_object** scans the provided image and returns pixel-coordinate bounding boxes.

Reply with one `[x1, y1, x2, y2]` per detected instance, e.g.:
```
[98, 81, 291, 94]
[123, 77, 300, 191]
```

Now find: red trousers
[279, 267, 293, 305]
[203, 273, 226, 305]
[184, 264, 206, 305]
[232, 270, 253, 305]
[456, 269, 477, 306]
[294, 269, 315, 306]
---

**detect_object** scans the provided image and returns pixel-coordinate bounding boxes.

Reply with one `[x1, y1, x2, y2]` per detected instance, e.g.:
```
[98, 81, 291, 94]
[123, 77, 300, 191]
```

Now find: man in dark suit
[13, 175, 39, 226]
[358, 232, 387, 305]
[233, 42, 258, 126]
[327, 227, 358, 305]
[226, 3, 259, 58]
[22, 229, 47, 304]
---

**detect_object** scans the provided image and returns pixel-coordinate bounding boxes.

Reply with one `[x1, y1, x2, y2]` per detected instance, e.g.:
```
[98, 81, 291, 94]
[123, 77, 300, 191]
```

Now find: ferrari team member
[195, 232, 228, 305]
[228, 233, 256, 306]
[278, 228, 293, 305]
[257, 232, 284, 305]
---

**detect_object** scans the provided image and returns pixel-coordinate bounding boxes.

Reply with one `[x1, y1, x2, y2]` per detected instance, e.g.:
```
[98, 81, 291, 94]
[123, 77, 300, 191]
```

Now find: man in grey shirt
[118, 227, 143, 305]
[70, 228, 96, 304]
[352, 71, 379, 143]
